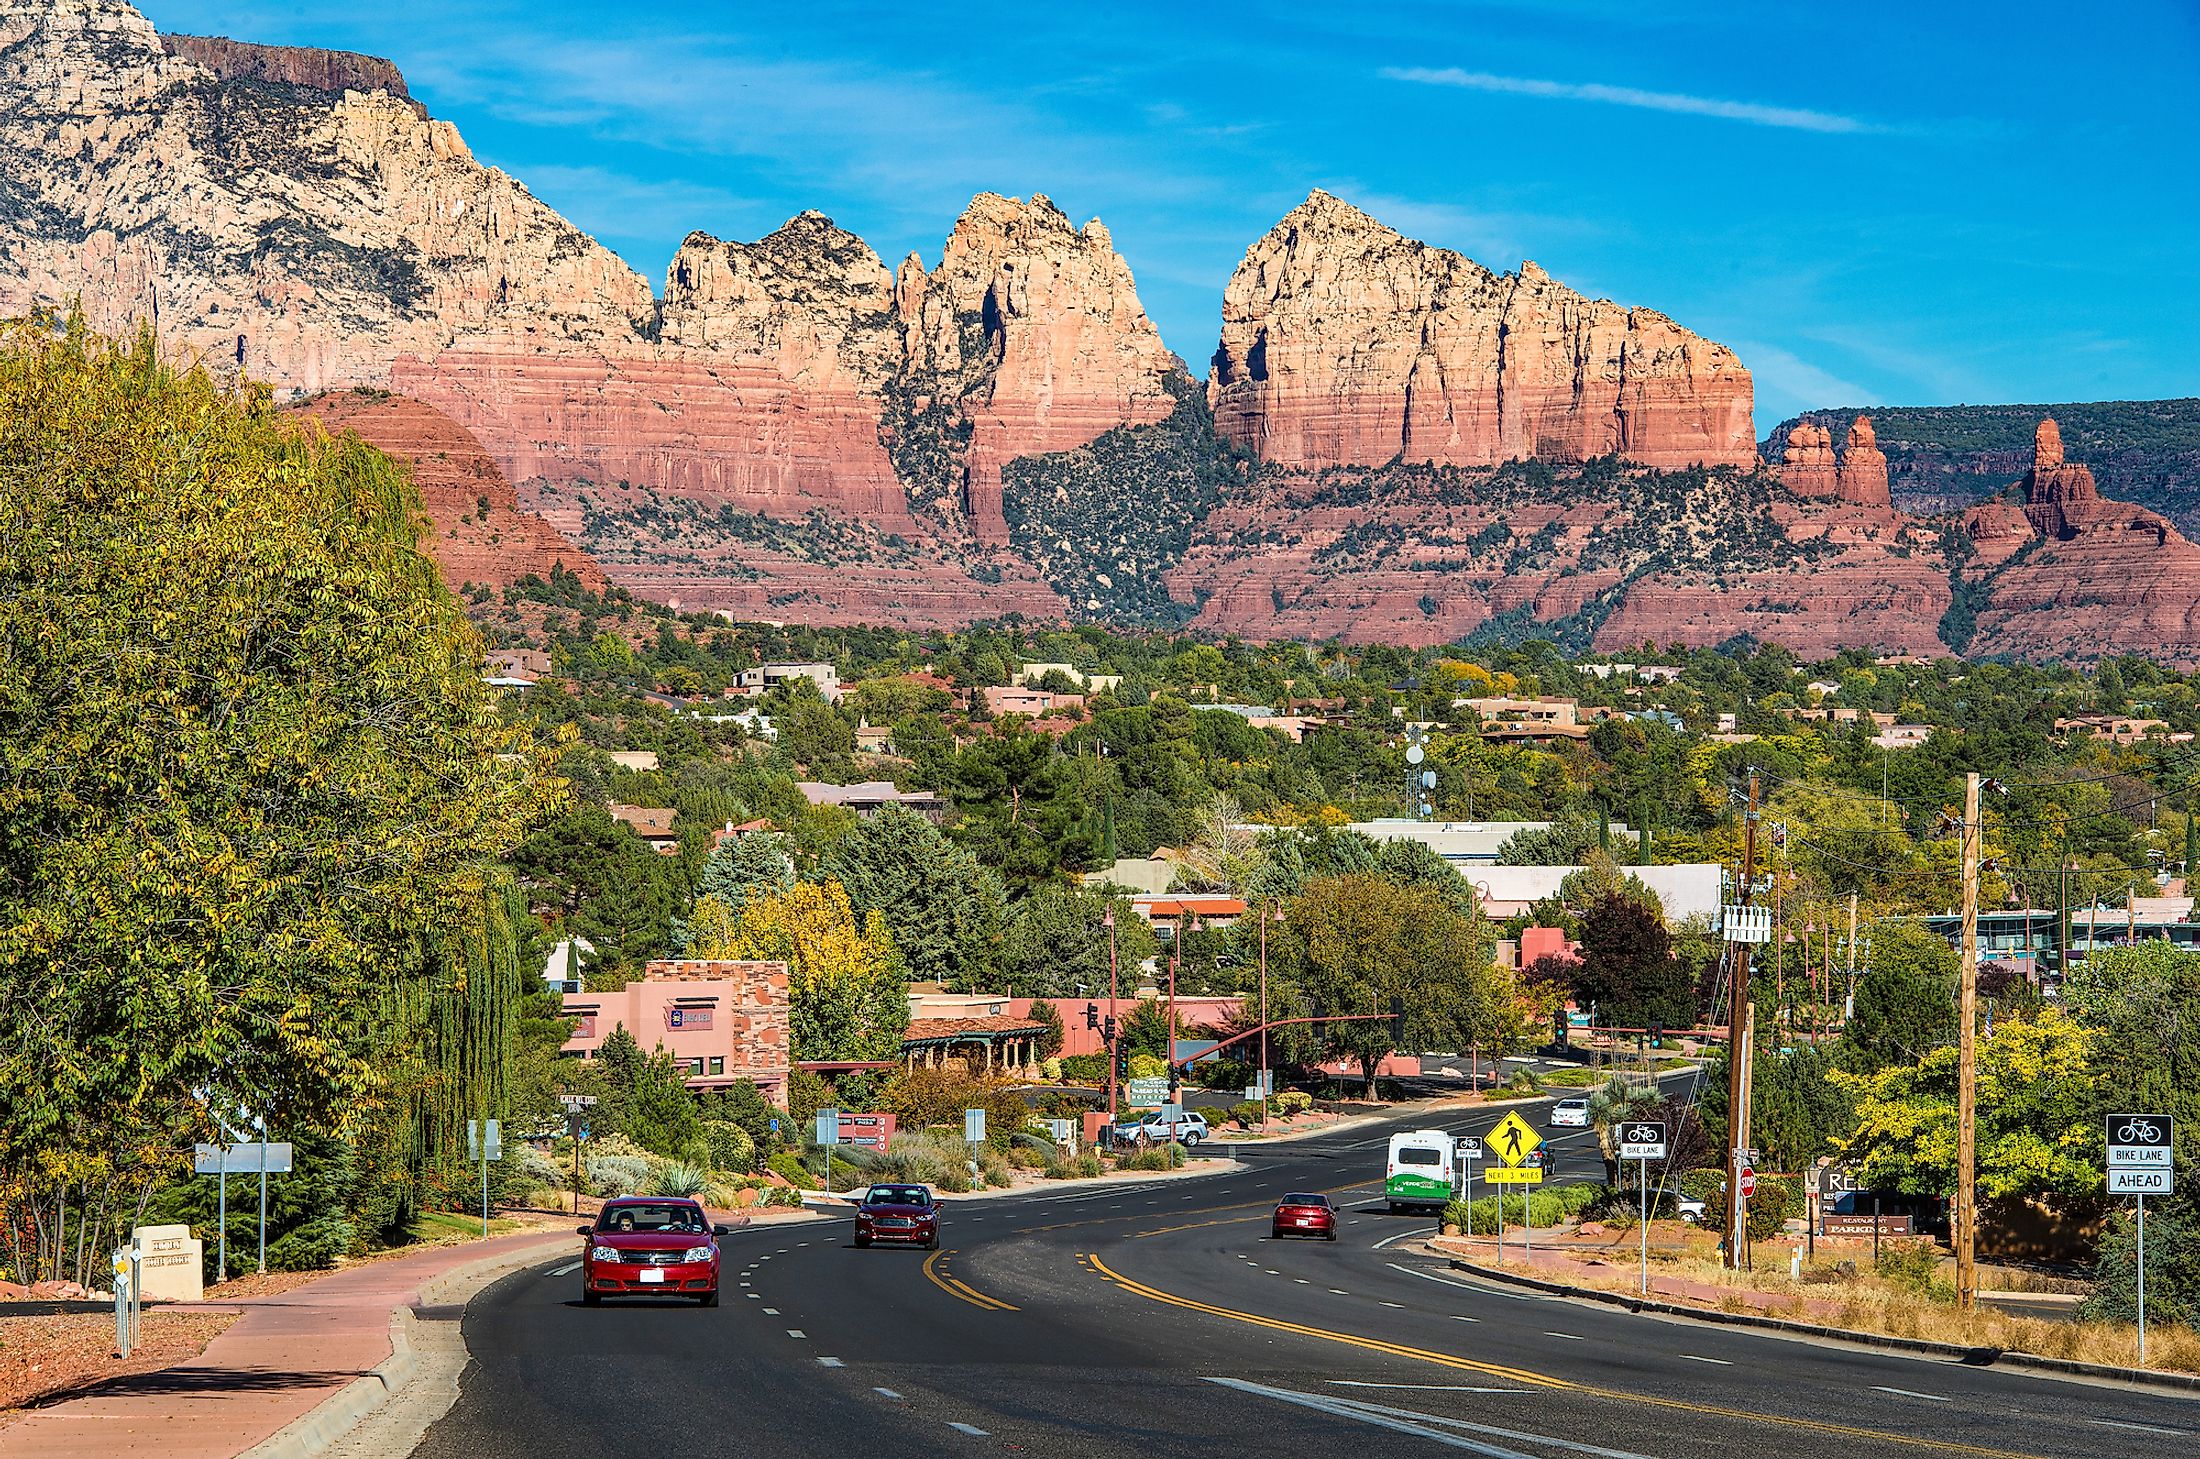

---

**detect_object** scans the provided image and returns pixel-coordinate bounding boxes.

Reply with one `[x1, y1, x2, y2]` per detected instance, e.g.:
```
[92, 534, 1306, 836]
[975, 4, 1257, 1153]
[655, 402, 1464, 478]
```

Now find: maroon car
[1272, 1192, 1337, 1240]
[579, 1197, 731, 1306]
[853, 1183, 939, 1249]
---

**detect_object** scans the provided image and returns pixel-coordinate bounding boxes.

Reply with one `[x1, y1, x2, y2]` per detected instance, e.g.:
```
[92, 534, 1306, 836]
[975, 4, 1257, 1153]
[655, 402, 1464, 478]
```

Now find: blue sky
[149, 0, 2199, 430]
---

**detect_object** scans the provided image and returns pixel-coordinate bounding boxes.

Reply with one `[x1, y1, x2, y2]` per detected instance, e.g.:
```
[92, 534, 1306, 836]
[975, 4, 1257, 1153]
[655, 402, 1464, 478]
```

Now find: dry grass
[1469, 1236, 2200, 1375]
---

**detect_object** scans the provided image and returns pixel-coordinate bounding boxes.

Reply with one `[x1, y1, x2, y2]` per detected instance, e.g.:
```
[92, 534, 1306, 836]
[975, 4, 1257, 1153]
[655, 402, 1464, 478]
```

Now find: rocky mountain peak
[1837, 415, 1892, 507]
[1211, 192, 1755, 471]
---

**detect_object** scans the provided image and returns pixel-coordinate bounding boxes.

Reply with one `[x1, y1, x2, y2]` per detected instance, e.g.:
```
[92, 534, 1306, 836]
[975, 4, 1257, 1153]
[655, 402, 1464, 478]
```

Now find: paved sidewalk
[3, 1230, 570, 1459]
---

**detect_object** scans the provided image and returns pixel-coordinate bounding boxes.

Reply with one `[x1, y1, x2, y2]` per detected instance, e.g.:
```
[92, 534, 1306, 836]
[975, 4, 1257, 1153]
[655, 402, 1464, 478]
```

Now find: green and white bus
[1385, 1129, 1461, 1212]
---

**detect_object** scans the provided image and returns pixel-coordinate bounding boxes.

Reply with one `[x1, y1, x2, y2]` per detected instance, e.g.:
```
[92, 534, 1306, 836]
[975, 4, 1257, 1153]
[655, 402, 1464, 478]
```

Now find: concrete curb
[236, 1236, 573, 1459]
[1439, 1251, 2200, 1395]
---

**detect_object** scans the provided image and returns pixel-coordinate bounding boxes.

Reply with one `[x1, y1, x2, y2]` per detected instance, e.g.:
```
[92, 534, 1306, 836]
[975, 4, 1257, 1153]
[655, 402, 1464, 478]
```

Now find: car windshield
[1280, 1193, 1329, 1207]
[596, 1203, 704, 1234]
[865, 1185, 930, 1207]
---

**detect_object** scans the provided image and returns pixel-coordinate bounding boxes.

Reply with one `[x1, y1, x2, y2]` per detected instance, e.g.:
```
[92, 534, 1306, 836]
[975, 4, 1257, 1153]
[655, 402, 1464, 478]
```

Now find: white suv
[1110, 1111, 1209, 1148]
[1550, 1096, 1590, 1128]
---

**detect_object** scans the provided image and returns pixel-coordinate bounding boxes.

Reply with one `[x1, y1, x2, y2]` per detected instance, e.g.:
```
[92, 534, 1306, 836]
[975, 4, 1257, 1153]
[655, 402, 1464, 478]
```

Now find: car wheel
[1185, 1133, 1201, 1148]
[925, 1234, 939, 1251]
[855, 1235, 871, 1248]
[700, 1288, 719, 1307]
[1325, 1231, 1337, 1241]
[582, 1289, 601, 1306]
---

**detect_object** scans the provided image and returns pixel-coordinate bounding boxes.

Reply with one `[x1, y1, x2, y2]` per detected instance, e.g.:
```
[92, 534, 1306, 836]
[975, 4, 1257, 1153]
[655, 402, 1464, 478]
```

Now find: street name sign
[193, 1142, 294, 1175]
[1619, 1121, 1668, 1162]
[1488, 1111, 1543, 1167]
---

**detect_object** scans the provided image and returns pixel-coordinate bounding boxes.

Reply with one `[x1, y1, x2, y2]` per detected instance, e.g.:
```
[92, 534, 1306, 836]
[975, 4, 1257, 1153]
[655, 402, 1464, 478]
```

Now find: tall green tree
[1838, 919, 1958, 1073]
[996, 885, 1158, 998]
[1286, 873, 1507, 1090]
[818, 805, 1004, 988]
[1573, 893, 1693, 1031]
[0, 323, 553, 1273]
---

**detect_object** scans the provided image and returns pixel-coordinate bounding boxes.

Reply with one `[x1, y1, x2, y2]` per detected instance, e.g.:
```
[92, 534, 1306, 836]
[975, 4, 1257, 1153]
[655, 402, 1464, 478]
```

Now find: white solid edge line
[548, 1261, 580, 1276]
[1204, 1377, 1535, 1458]
[1289, 1383, 1661, 1459]
[2091, 1419, 2188, 1436]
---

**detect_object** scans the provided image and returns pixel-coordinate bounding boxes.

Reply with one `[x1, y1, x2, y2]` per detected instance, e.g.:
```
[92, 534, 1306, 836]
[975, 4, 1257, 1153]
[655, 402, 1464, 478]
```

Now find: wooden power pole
[1727, 771, 1760, 1269]
[1956, 771, 1980, 1311]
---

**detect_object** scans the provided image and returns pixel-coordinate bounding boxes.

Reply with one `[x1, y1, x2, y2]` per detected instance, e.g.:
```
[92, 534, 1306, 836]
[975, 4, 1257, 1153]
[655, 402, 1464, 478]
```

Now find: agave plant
[646, 1163, 709, 1198]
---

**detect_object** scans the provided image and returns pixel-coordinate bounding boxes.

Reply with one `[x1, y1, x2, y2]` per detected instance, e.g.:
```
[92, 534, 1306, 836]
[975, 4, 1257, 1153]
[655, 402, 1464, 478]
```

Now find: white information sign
[2110, 1168, 2173, 1195]
[1619, 1121, 1669, 1163]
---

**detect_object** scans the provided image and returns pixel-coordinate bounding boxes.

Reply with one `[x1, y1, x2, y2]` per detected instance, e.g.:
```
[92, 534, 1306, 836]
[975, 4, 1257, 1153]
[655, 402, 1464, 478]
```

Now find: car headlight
[589, 1245, 620, 1263]
[683, 1244, 717, 1263]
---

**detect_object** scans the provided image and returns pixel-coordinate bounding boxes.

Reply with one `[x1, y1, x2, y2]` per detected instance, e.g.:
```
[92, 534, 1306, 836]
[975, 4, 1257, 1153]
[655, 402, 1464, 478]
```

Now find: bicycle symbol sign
[2106, 1112, 2175, 1175]
[1619, 1120, 1668, 1161]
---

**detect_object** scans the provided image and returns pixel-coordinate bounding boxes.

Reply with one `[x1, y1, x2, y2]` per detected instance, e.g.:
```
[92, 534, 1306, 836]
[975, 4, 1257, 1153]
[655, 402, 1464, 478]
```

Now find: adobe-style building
[562, 960, 791, 1096]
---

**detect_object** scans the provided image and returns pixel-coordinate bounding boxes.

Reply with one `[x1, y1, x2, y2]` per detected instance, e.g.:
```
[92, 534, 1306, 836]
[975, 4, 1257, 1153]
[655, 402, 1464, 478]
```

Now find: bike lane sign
[2107, 1113, 2174, 1195]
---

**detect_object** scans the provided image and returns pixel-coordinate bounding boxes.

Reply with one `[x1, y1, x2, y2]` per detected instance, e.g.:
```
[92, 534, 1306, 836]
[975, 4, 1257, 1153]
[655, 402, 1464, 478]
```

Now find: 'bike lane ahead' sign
[2107, 1113, 2175, 1195]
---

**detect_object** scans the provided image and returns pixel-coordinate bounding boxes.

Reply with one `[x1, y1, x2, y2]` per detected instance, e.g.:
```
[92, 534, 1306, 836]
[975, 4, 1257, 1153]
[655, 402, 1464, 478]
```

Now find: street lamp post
[1103, 906, 1121, 1124]
[1259, 904, 1283, 1121]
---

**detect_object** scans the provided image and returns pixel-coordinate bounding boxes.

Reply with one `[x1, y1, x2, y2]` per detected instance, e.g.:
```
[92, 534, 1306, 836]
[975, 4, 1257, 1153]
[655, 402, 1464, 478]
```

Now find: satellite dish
[1405, 745, 1425, 764]
[1418, 801, 1433, 817]
[1421, 770, 1437, 789]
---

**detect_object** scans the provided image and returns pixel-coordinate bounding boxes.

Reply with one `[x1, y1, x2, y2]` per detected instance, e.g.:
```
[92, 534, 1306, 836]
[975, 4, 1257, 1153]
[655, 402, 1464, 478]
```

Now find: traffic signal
[1388, 995, 1406, 1043]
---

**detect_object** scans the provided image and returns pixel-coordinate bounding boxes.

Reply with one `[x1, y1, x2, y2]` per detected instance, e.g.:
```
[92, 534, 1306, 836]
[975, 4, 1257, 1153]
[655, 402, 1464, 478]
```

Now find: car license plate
[1297, 1218, 1314, 1226]
[639, 1268, 665, 1284]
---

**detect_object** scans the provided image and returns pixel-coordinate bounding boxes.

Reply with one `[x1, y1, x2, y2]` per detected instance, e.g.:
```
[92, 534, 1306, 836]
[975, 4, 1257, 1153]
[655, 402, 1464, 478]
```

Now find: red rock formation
[1779, 422, 1839, 496]
[1836, 416, 1892, 507]
[294, 392, 606, 592]
[1208, 192, 1756, 473]
[894, 195, 1178, 541]
[158, 32, 423, 114]
[1964, 419, 2200, 665]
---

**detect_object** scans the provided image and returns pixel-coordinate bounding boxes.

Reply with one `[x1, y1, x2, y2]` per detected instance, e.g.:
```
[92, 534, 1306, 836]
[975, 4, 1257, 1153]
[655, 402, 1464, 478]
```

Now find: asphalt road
[416, 1093, 2197, 1459]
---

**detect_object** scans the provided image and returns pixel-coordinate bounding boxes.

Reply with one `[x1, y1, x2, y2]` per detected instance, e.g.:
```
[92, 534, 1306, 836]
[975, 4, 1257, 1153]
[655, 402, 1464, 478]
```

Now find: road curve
[417, 1099, 2195, 1459]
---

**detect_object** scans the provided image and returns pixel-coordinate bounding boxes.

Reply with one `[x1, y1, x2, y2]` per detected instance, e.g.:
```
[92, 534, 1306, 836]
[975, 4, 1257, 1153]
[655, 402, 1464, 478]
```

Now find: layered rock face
[1964, 420, 2200, 664]
[897, 196, 1179, 539]
[0, 0, 655, 393]
[1779, 421, 1840, 495]
[293, 392, 605, 593]
[158, 32, 423, 114]
[1779, 416, 1890, 506]
[1209, 191, 1757, 472]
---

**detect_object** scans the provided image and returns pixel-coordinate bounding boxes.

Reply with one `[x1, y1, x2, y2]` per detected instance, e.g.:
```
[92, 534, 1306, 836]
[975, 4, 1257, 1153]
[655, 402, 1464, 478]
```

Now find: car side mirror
[711, 1224, 735, 1236]
[576, 1225, 593, 1236]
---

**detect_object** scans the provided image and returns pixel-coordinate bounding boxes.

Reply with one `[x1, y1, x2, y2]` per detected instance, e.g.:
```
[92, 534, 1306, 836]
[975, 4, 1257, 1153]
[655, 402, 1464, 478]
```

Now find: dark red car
[1272, 1192, 1337, 1240]
[853, 1183, 939, 1249]
[579, 1197, 731, 1306]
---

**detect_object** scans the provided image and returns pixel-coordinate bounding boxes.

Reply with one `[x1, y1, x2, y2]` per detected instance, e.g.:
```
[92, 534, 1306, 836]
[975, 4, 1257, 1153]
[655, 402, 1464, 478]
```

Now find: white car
[1550, 1096, 1590, 1127]
[1677, 1196, 1707, 1224]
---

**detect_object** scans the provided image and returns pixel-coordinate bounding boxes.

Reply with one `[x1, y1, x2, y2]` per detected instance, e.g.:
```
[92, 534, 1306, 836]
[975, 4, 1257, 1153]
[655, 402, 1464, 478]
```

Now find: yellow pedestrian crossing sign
[1489, 1111, 1543, 1167]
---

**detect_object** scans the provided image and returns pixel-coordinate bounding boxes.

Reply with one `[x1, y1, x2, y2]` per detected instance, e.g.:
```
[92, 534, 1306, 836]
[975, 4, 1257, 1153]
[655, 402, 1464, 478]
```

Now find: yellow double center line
[923, 1248, 1018, 1311]
[1082, 1254, 2046, 1458]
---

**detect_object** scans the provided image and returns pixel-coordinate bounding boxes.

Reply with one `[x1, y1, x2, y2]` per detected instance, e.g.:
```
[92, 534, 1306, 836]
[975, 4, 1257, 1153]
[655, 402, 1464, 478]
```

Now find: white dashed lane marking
[786, 1329, 807, 1338]
[1872, 1387, 1946, 1402]
[948, 1422, 990, 1436]
[1542, 1331, 1583, 1341]
[549, 1262, 579, 1276]
[818, 1357, 844, 1368]
[1680, 1354, 1731, 1365]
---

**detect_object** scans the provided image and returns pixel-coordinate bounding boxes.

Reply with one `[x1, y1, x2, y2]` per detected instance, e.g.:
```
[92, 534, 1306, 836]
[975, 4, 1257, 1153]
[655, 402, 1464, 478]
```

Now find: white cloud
[1383, 67, 1877, 135]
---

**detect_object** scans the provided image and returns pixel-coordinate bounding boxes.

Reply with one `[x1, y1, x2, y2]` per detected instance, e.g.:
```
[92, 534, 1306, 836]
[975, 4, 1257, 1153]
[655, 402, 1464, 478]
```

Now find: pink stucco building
[562, 960, 791, 1096]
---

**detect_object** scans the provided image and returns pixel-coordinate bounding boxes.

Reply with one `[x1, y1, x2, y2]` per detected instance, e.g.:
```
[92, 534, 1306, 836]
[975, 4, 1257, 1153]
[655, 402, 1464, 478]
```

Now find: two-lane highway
[416, 1098, 2197, 1458]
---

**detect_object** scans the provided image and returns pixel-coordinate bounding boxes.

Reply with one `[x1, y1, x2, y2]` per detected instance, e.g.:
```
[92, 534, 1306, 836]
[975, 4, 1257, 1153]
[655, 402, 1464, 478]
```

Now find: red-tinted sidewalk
[3, 1229, 570, 1459]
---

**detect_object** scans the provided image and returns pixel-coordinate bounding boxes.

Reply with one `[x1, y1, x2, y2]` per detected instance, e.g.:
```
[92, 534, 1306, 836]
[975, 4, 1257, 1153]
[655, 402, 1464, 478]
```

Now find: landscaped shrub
[1875, 1239, 1952, 1301]
[1273, 1091, 1313, 1116]
[1042, 1057, 1063, 1081]
[646, 1164, 708, 1198]
[1228, 1101, 1266, 1128]
[767, 1151, 813, 1189]
[1118, 1142, 1186, 1172]
[586, 1155, 658, 1198]
[761, 1185, 802, 1208]
[701, 1119, 756, 1174]
[1059, 1054, 1107, 1084]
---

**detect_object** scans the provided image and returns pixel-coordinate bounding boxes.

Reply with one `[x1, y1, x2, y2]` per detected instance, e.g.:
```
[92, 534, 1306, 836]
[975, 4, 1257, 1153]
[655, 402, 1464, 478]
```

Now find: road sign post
[467, 1120, 502, 1237]
[964, 1108, 986, 1178]
[2106, 1113, 2175, 1364]
[815, 1108, 842, 1193]
[1484, 1112, 1544, 1256]
[1620, 1121, 1669, 1296]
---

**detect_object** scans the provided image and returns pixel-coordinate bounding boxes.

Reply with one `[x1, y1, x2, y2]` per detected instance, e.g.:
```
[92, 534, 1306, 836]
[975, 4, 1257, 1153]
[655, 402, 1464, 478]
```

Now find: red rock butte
[1207, 191, 1758, 472]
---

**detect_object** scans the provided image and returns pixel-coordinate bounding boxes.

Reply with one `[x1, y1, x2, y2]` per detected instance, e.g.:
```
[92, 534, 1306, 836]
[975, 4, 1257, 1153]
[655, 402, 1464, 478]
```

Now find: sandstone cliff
[1208, 191, 1757, 473]
[158, 32, 423, 114]
[0, 0, 655, 393]
[1778, 415, 1890, 507]
[292, 391, 606, 593]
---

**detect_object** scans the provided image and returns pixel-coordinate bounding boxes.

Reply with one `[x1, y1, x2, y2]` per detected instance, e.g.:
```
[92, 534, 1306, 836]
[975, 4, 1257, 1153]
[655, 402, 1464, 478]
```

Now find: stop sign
[1739, 1166, 1757, 1198]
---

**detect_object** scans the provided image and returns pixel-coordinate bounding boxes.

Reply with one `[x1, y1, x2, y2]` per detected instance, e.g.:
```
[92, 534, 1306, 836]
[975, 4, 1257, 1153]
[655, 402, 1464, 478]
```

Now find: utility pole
[1846, 890, 1858, 1021]
[1727, 771, 1760, 1269]
[1957, 771, 1981, 1311]
[1104, 906, 1120, 1125]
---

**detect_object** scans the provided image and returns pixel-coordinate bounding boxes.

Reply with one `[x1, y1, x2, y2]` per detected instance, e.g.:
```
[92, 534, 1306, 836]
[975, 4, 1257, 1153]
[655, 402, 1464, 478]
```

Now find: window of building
[708, 1057, 725, 1076]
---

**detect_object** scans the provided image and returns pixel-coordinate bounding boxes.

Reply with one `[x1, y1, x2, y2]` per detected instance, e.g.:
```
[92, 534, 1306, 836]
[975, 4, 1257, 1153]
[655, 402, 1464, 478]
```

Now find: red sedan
[854, 1183, 940, 1249]
[1271, 1192, 1337, 1240]
[580, 1198, 731, 1306]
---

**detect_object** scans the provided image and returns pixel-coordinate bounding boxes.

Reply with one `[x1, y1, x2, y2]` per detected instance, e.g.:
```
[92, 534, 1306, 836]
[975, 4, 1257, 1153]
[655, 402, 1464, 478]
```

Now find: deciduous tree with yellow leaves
[689, 881, 910, 1061]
